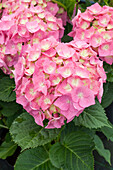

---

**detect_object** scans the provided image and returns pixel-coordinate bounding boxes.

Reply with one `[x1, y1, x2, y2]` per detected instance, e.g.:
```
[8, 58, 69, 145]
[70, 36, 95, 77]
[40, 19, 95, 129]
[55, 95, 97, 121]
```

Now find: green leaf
[61, 22, 73, 43]
[50, 130, 94, 170]
[101, 122, 113, 141]
[62, 122, 96, 140]
[103, 62, 113, 82]
[5, 132, 12, 142]
[103, 0, 109, 5]
[0, 124, 8, 129]
[15, 147, 58, 170]
[79, 0, 93, 12]
[10, 112, 61, 150]
[0, 101, 22, 117]
[0, 77, 16, 102]
[52, 0, 76, 18]
[94, 135, 111, 165]
[0, 141, 17, 159]
[109, 0, 113, 6]
[101, 82, 113, 108]
[73, 100, 110, 129]
[6, 110, 22, 128]
[0, 69, 5, 79]
[0, 101, 23, 128]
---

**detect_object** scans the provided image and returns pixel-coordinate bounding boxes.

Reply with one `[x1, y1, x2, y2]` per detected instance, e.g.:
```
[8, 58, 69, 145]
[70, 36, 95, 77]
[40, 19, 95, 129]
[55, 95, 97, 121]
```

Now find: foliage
[73, 100, 110, 129]
[15, 147, 58, 170]
[103, 62, 113, 82]
[50, 128, 94, 170]
[0, 77, 16, 102]
[94, 135, 111, 165]
[101, 82, 113, 108]
[0, 141, 17, 159]
[52, 0, 77, 18]
[10, 112, 62, 150]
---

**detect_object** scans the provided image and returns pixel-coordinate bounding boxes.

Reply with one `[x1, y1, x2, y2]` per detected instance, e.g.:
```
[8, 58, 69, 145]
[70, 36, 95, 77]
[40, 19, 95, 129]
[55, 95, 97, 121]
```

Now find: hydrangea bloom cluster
[69, 3, 113, 65]
[2, 0, 67, 26]
[14, 37, 106, 128]
[0, 0, 67, 74]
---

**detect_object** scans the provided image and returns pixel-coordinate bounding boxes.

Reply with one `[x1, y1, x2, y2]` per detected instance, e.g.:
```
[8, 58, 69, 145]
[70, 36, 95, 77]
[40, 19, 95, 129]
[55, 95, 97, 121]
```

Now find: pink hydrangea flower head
[14, 38, 106, 128]
[0, 0, 67, 75]
[69, 3, 113, 65]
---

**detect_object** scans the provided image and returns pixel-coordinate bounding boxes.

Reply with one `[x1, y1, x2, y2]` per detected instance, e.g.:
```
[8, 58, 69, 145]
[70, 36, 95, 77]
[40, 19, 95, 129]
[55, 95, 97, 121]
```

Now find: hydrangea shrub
[0, 0, 113, 170]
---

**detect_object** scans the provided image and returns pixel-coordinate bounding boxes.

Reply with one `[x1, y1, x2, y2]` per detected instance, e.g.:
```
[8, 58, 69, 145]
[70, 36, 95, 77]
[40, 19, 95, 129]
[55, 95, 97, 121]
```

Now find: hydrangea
[2, 0, 68, 26]
[0, 0, 67, 75]
[69, 3, 113, 65]
[14, 37, 106, 128]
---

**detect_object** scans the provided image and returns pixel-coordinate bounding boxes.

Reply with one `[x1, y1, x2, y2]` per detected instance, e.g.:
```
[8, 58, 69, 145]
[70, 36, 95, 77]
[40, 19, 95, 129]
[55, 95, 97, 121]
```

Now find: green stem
[56, 125, 65, 142]
[0, 124, 8, 129]
[76, 1, 79, 16]
[51, 0, 67, 10]
[103, 0, 109, 6]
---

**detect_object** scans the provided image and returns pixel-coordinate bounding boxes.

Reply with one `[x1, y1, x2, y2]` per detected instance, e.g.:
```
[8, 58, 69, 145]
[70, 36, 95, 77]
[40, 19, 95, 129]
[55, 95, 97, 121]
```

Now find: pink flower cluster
[0, 2, 107, 129]
[2, 0, 67, 26]
[0, 0, 67, 74]
[69, 3, 113, 65]
[14, 37, 106, 128]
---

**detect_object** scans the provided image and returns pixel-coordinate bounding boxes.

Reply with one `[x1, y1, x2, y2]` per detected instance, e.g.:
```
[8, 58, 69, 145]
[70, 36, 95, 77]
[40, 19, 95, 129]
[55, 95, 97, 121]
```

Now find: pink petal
[54, 95, 71, 110]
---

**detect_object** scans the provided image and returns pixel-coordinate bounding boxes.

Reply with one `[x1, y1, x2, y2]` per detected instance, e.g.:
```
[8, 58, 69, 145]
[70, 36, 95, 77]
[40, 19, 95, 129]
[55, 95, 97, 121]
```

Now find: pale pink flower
[98, 42, 111, 56]
[89, 34, 104, 48]
[46, 2, 59, 16]
[25, 83, 37, 102]
[56, 79, 73, 95]
[57, 65, 74, 78]
[49, 74, 62, 86]
[33, 72, 49, 95]
[71, 86, 95, 108]
[98, 14, 110, 27]
[54, 95, 79, 120]
[80, 11, 94, 22]
[33, 111, 45, 127]
[38, 94, 55, 111]
[45, 116, 65, 129]
[87, 3, 102, 14]
[26, 21, 40, 33]
[56, 43, 75, 59]
[0, 20, 14, 31]
[43, 59, 56, 74]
